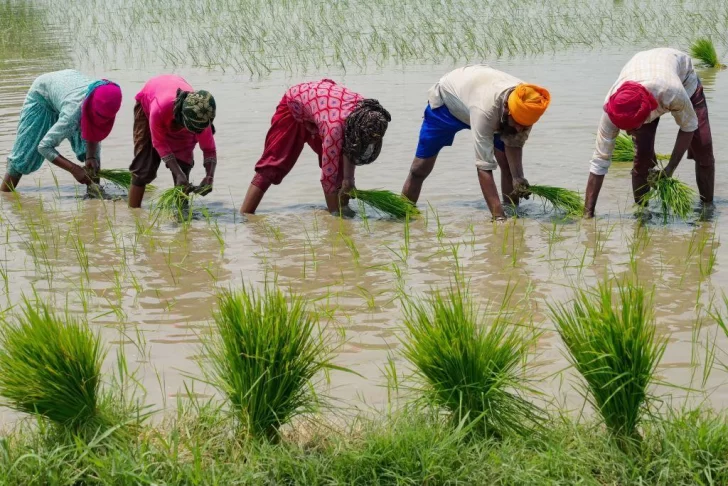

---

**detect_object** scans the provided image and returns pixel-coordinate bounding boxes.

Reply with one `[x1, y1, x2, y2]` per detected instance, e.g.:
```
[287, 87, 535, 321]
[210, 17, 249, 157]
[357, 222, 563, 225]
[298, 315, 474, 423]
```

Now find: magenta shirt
[135, 75, 216, 163]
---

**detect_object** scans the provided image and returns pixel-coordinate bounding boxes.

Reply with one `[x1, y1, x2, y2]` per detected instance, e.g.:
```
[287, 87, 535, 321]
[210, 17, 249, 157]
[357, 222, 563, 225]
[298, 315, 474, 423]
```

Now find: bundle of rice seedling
[151, 186, 193, 219]
[613, 133, 670, 163]
[528, 185, 584, 216]
[400, 281, 543, 438]
[690, 37, 723, 68]
[549, 280, 666, 450]
[202, 285, 340, 440]
[643, 175, 696, 220]
[348, 188, 419, 219]
[0, 299, 109, 434]
[98, 169, 132, 190]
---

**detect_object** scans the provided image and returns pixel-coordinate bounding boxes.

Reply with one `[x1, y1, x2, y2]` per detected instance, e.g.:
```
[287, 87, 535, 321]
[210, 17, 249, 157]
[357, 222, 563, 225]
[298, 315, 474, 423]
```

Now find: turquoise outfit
[6, 70, 101, 178]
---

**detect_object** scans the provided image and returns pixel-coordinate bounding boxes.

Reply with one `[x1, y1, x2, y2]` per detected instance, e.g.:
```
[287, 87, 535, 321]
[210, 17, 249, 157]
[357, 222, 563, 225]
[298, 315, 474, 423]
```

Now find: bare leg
[401, 155, 437, 203]
[495, 149, 518, 206]
[128, 184, 146, 208]
[1, 173, 21, 192]
[240, 184, 266, 214]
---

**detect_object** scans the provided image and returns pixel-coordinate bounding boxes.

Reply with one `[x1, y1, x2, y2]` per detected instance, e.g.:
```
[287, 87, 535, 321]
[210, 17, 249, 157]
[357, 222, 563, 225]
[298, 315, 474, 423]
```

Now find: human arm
[197, 127, 217, 196]
[149, 110, 189, 188]
[84, 141, 100, 182]
[584, 113, 621, 216]
[658, 89, 698, 178]
[37, 111, 93, 185]
[477, 169, 506, 220]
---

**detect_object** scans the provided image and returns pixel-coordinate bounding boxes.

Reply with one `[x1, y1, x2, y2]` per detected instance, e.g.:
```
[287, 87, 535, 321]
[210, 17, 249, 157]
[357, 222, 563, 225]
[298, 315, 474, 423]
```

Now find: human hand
[512, 177, 531, 199]
[647, 167, 668, 187]
[72, 164, 94, 185]
[195, 176, 213, 196]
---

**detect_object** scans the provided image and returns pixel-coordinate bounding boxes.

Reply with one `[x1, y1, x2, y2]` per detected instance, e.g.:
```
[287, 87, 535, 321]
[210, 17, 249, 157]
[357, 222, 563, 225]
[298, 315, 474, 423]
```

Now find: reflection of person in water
[240, 79, 391, 216]
[128, 75, 218, 209]
[401, 65, 551, 221]
[585, 48, 715, 217]
[1, 70, 122, 192]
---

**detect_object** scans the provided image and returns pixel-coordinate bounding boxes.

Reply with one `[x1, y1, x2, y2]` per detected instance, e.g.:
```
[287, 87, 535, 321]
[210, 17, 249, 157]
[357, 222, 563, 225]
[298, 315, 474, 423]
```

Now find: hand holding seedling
[513, 177, 531, 199]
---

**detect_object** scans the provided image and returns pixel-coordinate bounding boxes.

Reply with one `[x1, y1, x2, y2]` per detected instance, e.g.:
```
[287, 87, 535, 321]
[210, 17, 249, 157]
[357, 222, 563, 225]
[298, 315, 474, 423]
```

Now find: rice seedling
[151, 186, 193, 221]
[400, 280, 543, 438]
[528, 185, 584, 216]
[612, 133, 670, 162]
[549, 280, 667, 450]
[201, 284, 343, 440]
[642, 174, 696, 221]
[0, 299, 110, 435]
[97, 169, 156, 193]
[690, 37, 724, 68]
[348, 189, 419, 219]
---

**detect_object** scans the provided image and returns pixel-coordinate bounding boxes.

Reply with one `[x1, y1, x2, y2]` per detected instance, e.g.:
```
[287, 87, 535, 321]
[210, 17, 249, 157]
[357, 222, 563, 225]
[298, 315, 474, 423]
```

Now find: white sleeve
[589, 112, 620, 176]
[471, 108, 497, 171]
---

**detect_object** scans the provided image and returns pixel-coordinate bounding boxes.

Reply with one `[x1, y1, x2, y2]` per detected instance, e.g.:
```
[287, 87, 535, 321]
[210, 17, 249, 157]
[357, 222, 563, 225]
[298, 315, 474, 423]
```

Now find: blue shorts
[415, 104, 504, 159]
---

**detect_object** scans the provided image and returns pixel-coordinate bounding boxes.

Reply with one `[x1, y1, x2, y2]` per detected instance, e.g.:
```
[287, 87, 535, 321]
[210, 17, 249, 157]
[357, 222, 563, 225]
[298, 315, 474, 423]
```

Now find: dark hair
[344, 99, 391, 166]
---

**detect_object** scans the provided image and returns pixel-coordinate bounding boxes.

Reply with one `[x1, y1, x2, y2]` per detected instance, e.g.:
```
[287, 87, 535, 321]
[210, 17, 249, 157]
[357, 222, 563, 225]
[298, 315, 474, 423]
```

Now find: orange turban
[507, 84, 551, 126]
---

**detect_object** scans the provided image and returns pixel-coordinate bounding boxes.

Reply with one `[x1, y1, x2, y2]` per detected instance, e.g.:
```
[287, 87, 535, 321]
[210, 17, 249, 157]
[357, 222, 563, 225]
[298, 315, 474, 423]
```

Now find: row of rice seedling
[0, 275, 695, 454]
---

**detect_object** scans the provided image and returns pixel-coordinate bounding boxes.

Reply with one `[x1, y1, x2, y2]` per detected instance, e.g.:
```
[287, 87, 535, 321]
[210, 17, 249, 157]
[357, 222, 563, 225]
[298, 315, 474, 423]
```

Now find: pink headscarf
[81, 81, 122, 143]
[604, 81, 658, 131]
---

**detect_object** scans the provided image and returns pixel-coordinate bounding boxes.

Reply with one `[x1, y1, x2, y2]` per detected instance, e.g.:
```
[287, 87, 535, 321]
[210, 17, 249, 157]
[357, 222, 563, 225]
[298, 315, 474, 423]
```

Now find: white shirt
[428, 65, 531, 171]
[590, 48, 699, 175]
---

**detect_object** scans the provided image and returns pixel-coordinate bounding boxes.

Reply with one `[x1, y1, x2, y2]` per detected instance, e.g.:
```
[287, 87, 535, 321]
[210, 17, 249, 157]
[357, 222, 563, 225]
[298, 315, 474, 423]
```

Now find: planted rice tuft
[349, 189, 419, 219]
[549, 280, 666, 449]
[528, 185, 584, 216]
[400, 280, 543, 437]
[202, 285, 340, 440]
[0, 299, 109, 434]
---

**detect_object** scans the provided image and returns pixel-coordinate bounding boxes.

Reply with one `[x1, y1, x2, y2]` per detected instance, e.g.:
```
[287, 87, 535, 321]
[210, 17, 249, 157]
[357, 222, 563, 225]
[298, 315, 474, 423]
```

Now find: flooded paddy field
[1, 0, 728, 441]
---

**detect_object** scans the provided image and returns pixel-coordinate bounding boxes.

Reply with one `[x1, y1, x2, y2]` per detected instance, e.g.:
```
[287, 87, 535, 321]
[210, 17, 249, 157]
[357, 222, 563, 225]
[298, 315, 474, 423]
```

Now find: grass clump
[642, 174, 696, 220]
[349, 188, 419, 219]
[528, 185, 584, 216]
[400, 281, 543, 437]
[549, 280, 667, 449]
[613, 132, 670, 162]
[690, 38, 723, 68]
[202, 285, 340, 440]
[0, 299, 109, 434]
[151, 186, 193, 220]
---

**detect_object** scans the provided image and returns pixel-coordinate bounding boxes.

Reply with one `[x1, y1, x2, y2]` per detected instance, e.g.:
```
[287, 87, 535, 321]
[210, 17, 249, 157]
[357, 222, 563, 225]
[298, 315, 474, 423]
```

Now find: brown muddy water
[1, 38, 728, 420]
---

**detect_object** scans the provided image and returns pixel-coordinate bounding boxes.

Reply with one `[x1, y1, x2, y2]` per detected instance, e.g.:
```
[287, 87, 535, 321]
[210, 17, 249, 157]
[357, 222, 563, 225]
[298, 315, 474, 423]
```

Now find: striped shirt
[590, 48, 699, 175]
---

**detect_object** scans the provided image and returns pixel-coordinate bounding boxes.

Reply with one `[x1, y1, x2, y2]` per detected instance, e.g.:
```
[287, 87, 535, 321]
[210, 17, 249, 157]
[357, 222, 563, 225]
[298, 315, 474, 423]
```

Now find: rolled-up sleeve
[471, 108, 497, 171]
[37, 107, 79, 162]
[589, 112, 620, 176]
[500, 127, 531, 148]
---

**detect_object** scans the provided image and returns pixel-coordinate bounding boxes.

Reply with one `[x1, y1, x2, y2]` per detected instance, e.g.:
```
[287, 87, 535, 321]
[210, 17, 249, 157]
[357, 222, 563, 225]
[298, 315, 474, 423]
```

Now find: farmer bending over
[128, 75, 217, 208]
[1, 70, 121, 192]
[584, 48, 714, 217]
[401, 65, 551, 221]
[240, 79, 391, 215]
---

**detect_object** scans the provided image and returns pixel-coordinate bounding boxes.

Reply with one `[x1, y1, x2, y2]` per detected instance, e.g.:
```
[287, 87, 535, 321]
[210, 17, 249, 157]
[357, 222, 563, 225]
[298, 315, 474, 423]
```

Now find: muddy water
[1, 35, 728, 418]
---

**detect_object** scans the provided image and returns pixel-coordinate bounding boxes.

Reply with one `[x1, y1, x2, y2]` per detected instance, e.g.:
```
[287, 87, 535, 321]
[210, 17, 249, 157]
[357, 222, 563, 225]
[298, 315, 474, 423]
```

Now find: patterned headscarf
[343, 99, 391, 166]
[173, 89, 216, 134]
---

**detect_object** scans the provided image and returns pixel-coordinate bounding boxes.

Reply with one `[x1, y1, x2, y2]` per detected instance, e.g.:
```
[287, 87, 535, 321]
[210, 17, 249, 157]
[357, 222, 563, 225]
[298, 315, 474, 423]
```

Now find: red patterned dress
[251, 79, 363, 194]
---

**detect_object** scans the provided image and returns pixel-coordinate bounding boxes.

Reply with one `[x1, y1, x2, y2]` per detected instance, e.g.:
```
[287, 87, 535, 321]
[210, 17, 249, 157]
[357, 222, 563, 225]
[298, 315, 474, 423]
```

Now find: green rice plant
[549, 280, 667, 450]
[642, 175, 696, 220]
[613, 133, 670, 162]
[400, 281, 543, 438]
[690, 38, 724, 68]
[349, 189, 419, 219]
[201, 285, 342, 440]
[528, 185, 584, 216]
[151, 186, 193, 220]
[0, 299, 109, 434]
[97, 169, 132, 191]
